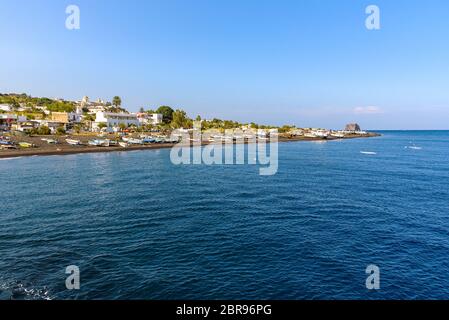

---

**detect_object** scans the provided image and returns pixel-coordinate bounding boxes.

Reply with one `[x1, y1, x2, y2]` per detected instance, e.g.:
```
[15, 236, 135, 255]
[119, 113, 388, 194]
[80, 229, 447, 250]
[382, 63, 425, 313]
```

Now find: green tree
[112, 96, 122, 108]
[171, 109, 192, 129]
[73, 124, 82, 134]
[118, 123, 127, 131]
[37, 126, 51, 135]
[56, 126, 66, 135]
[278, 125, 295, 133]
[11, 99, 20, 111]
[83, 113, 95, 122]
[98, 123, 107, 130]
[156, 106, 174, 124]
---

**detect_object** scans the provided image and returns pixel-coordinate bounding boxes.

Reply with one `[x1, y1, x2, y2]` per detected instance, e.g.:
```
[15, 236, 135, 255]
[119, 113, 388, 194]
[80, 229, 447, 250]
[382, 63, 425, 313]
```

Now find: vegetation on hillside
[1, 93, 295, 132]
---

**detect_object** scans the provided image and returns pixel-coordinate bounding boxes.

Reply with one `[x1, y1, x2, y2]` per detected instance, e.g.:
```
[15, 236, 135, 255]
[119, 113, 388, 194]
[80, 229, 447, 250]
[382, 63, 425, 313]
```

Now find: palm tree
[112, 96, 122, 108]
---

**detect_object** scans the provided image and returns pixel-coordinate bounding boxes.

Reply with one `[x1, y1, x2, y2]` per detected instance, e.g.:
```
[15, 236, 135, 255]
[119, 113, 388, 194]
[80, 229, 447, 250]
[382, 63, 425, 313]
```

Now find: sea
[1, 131, 448, 300]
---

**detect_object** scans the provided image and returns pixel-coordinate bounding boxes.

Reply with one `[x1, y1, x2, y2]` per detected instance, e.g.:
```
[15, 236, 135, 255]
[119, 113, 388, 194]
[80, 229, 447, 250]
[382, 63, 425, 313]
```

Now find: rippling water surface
[1, 131, 449, 300]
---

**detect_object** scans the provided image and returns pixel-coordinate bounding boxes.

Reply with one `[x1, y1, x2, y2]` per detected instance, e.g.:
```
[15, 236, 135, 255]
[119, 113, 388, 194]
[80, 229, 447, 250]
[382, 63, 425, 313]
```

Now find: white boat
[312, 130, 329, 138]
[303, 130, 329, 138]
[41, 138, 58, 144]
[121, 137, 130, 142]
[405, 144, 422, 150]
[128, 138, 143, 145]
[88, 139, 101, 146]
[331, 132, 346, 138]
[88, 139, 109, 147]
[119, 142, 129, 148]
[360, 151, 377, 155]
[66, 139, 81, 145]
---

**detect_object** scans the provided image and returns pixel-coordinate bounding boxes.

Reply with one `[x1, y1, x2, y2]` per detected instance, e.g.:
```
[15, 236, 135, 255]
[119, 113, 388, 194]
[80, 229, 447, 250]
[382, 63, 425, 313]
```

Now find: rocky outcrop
[345, 123, 361, 131]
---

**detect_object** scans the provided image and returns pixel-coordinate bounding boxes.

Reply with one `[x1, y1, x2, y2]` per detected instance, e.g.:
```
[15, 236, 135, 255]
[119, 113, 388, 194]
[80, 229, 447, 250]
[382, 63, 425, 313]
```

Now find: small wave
[0, 280, 52, 300]
[405, 146, 422, 150]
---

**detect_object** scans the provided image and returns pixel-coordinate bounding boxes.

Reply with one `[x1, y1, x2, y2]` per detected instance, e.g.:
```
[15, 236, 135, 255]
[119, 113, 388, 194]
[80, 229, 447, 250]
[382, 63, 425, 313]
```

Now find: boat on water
[119, 142, 129, 148]
[121, 137, 130, 142]
[360, 151, 377, 155]
[405, 143, 422, 150]
[66, 139, 81, 145]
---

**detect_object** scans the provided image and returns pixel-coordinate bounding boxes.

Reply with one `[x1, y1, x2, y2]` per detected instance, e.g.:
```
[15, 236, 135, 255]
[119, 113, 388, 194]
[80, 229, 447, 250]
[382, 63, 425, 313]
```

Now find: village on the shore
[0, 93, 375, 155]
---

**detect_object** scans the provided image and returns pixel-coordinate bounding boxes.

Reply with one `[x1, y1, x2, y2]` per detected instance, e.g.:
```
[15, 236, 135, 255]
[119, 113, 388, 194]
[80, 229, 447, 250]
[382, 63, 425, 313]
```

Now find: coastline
[0, 133, 380, 159]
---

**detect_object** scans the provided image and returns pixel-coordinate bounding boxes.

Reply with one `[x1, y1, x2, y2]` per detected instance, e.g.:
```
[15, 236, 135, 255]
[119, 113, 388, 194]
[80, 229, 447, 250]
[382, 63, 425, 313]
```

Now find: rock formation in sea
[345, 123, 361, 131]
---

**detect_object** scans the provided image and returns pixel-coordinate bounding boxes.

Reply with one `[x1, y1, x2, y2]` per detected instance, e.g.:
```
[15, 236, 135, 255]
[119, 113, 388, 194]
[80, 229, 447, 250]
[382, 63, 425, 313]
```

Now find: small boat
[360, 151, 377, 155]
[41, 138, 58, 144]
[128, 138, 143, 145]
[0, 144, 17, 150]
[405, 144, 422, 150]
[88, 139, 110, 147]
[66, 139, 81, 145]
[331, 132, 346, 138]
[88, 139, 101, 146]
[121, 137, 130, 142]
[119, 142, 129, 148]
[0, 140, 12, 145]
[142, 137, 155, 144]
[19, 142, 34, 148]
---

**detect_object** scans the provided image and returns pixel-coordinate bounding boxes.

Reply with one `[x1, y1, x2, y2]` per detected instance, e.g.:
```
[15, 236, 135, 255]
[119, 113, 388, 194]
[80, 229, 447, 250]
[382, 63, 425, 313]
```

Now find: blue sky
[1, 0, 448, 129]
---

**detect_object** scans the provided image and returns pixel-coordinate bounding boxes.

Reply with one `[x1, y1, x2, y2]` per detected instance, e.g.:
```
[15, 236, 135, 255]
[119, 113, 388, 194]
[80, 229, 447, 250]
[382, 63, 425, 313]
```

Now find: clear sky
[1, 0, 448, 129]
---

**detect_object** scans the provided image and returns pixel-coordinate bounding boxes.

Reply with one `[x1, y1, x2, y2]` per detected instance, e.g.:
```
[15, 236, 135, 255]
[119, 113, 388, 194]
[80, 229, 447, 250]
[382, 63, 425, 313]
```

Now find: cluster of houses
[0, 96, 164, 134]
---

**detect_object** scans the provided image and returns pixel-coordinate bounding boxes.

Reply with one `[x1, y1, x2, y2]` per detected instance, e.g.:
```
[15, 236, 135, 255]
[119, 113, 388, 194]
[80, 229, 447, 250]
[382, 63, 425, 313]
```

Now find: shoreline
[0, 133, 381, 159]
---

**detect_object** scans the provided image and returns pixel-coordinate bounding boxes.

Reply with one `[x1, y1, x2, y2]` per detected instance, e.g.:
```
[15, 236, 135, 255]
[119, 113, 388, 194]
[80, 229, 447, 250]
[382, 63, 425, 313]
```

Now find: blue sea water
[1, 131, 449, 300]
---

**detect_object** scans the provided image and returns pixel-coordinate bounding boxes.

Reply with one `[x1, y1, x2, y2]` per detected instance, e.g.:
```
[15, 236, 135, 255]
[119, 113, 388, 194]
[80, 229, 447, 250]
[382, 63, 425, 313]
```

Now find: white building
[0, 104, 11, 112]
[93, 111, 140, 132]
[137, 113, 163, 126]
[78, 96, 107, 114]
[34, 106, 51, 115]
